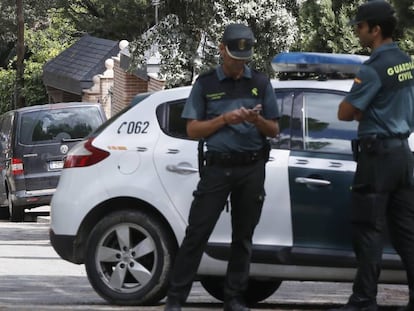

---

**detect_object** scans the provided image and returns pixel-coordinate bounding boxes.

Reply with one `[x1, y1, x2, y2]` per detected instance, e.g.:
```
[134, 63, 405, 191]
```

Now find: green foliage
[296, 0, 414, 56]
[55, 0, 153, 41]
[391, 0, 414, 55]
[295, 0, 364, 54]
[0, 0, 57, 67]
[0, 68, 15, 112]
[130, 0, 298, 87]
[22, 61, 47, 106]
[0, 8, 76, 112]
[25, 9, 77, 63]
[21, 9, 77, 107]
[391, 0, 414, 29]
[214, 0, 298, 77]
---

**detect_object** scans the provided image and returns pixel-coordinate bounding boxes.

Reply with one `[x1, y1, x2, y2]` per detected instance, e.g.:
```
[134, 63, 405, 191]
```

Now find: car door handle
[166, 162, 198, 175]
[295, 177, 331, 186]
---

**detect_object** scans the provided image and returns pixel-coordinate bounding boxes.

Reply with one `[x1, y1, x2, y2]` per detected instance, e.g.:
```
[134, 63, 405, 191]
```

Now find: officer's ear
[372, 24, 382, 37]
[219, 43, 226, 57]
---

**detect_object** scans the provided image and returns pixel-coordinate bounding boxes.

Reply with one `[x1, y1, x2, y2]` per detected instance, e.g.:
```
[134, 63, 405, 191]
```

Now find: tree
[295, 0, 364, 54]
[15, 0, 25, 108]
[391, 0, 414, 54]
[0, 8, 77, 112]
[130, 0, 298, 88]
[55, 0, 154, 41]
[296, 0, 414, 56]
[0, 0, 56, 68]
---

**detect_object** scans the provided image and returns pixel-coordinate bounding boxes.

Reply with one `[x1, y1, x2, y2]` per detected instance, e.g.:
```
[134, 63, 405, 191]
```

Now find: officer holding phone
[164, 23, 279, 311]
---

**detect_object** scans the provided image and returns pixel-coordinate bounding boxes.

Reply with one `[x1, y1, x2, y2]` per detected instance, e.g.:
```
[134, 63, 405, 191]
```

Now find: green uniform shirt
[345, 43, 414, 137]
[182, 65, 279, 152]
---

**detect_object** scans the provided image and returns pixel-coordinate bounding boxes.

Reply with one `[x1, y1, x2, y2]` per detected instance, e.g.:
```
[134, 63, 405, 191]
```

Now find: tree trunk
[15, 0, 25, 109]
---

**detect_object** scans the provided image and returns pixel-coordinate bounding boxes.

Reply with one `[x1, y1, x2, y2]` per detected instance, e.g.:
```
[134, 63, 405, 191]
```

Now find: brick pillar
[148, 75, 165, 92]
[112, 57, 148, 115]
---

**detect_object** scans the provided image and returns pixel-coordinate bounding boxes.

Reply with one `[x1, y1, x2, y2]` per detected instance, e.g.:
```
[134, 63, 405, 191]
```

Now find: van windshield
[19, 106, 103, 145]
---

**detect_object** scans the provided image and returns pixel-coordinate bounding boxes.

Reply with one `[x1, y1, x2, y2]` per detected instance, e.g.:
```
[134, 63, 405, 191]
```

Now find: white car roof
[142, 78, 353, 104]
[271, 79, 353, 92]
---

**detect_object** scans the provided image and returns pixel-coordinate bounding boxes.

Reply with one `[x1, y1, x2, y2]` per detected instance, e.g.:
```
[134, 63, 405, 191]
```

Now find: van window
[19, 107, 103, 145]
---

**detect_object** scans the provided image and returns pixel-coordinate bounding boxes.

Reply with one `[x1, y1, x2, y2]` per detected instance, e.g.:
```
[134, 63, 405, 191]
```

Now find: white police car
[50, 52, 409, 306]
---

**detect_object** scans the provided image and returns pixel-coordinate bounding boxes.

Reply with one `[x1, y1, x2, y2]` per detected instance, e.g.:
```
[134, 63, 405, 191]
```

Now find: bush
[0, 68, 15, 113]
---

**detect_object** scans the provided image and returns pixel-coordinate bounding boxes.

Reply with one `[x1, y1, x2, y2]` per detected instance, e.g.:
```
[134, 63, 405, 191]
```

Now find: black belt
[358, 135, 408, 153]
[205, 149, 265, 167]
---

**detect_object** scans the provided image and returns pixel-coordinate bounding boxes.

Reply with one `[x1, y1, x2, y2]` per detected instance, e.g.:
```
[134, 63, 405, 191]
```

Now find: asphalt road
[0, 207, 410, 310]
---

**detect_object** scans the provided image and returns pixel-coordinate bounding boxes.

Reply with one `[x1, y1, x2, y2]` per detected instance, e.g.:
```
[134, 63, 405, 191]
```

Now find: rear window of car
[19, 106, 104, 145]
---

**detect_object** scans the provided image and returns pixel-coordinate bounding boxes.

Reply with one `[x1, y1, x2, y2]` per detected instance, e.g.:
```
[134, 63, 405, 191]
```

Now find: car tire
[85, 209, 176, 306]
[200, 276, 282, 304]
[0, 206, 10, 220]
[8, 195, 24, 222]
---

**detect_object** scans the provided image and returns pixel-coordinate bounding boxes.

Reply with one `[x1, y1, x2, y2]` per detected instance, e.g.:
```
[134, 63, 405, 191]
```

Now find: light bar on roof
[272, 52, 369, 74]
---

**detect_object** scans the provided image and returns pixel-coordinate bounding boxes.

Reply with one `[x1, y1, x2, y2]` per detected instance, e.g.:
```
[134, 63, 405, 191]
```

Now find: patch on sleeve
[354, 77, 362, 84]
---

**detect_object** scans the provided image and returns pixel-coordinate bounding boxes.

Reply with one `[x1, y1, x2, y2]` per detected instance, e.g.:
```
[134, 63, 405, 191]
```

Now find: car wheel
[0, 207, 10, 219]
[200, 276, 282, 304]
[85, 209, 176, 306]
[8, 195, 24, 222]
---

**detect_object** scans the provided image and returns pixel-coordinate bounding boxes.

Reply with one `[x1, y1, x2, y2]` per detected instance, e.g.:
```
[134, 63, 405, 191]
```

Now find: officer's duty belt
[205, 149, 265, 167]
[358, 135, 408, 153]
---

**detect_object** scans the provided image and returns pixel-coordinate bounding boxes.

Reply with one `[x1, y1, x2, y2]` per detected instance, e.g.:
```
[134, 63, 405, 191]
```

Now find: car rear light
[64, 138, 109, 168]
[11, 158, 24, 175]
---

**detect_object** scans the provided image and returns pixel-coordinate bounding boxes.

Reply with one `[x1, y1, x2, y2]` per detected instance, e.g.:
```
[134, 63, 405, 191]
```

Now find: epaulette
[197, 68, 216, 80]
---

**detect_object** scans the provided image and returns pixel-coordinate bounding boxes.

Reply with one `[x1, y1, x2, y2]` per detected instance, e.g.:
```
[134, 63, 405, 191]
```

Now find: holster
[197, 139, 205, 177]
[263, 139, 271, 162]
[351, 139, 360, 162]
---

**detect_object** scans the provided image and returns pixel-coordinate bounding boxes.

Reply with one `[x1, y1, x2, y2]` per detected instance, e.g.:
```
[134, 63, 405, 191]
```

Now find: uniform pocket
[351, 191, 388, 229]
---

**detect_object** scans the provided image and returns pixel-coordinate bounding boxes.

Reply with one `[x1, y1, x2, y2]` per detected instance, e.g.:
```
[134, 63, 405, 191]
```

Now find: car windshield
[19, 106, 103, 145]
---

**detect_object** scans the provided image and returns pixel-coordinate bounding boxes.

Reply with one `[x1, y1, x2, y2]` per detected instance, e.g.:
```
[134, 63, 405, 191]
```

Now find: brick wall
[148, 76, 165, 92]
[112, 57, 148, 115]
[47, 86, 81, 103]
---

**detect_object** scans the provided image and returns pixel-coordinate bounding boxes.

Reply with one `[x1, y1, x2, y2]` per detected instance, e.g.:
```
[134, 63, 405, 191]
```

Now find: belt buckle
[250, 151, 259, 161]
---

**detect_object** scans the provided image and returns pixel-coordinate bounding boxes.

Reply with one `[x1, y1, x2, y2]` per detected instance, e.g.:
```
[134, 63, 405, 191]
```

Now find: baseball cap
[349, 0, 395, 25]
[222, 23, 256, 60]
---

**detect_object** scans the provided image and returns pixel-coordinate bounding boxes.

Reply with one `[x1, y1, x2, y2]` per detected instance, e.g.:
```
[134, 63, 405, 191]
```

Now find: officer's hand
[223, 109, 244, 124]
[240, 106, 260, 124]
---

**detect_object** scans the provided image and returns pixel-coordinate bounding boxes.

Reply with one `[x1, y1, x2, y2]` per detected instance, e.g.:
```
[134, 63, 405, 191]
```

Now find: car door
[276, 89, 359, 252]
[153, 100, 199, 225]
[154, 99, 294, 248]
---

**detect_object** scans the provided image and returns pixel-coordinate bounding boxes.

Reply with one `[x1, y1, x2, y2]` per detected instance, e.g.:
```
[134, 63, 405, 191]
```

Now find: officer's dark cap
[349, 0, 395, 25]
[222, 23, 256, 60]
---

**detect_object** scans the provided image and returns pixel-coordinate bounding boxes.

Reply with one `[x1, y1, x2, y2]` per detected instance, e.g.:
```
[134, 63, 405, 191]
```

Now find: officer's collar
[371, 42, 398, 58]
[216, 65, 252, 81]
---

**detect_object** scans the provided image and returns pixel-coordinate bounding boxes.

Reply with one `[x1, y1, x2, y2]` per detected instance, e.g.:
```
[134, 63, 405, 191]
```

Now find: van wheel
[85, 210, 176, 305]
[0, 207, 10, 219]
[8, 196, 24, 222]
[200, 276, 282, 304]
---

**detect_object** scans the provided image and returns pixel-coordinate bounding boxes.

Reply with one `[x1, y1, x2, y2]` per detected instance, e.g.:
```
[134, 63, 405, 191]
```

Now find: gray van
[0, 102, 106, 221]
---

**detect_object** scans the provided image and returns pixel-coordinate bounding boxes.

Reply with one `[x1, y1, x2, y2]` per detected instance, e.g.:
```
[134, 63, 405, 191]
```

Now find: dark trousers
[167, 160, 266, 303]
[349, 141, 414, 306]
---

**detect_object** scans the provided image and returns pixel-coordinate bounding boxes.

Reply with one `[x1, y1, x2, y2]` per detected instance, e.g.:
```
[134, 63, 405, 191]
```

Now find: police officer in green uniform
[164, 23, 279, 311]
[331, 1, 414, 311]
